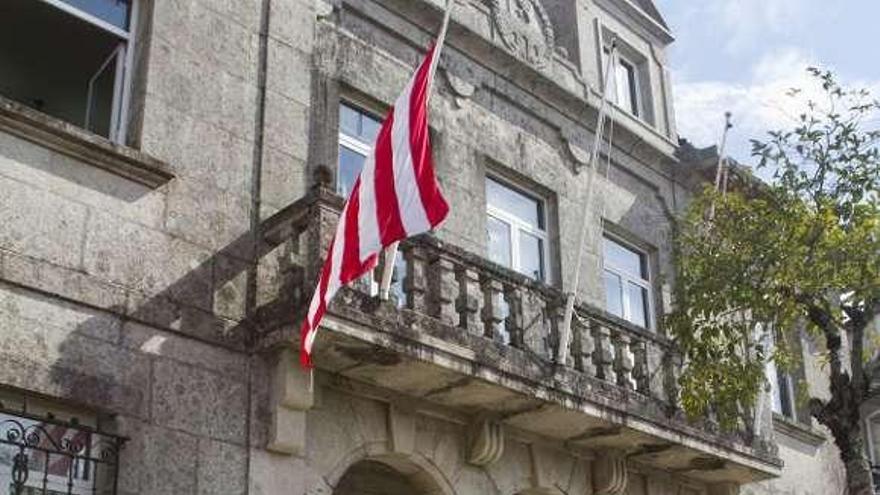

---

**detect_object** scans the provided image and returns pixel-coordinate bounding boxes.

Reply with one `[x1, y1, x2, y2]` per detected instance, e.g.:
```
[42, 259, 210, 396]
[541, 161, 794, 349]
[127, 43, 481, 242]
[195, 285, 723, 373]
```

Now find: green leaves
[668, 68, 880, 429]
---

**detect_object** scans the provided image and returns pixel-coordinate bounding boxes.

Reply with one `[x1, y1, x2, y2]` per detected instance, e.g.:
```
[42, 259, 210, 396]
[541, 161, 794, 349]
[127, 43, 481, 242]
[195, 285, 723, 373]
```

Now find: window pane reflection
[603, 237, 644, 277]
[59, 0, 131, 30]
[518, 232, 544, 281]
[486, 178, 542, 228]
[338, 146, 365, 197]
[487, 216, 512, 268]
[627, 281, 648, 328]
[604, 271, 623, 318]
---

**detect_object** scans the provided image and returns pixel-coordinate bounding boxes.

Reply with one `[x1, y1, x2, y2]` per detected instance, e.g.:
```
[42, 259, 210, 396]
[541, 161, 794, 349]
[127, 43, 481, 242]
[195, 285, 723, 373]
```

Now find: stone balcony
[255, 183, 782, 485]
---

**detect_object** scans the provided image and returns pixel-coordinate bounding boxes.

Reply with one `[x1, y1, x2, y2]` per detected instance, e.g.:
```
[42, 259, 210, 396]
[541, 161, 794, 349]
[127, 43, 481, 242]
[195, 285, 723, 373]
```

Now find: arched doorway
[331, 455, 452, 495]
[334, 460, 421, 495]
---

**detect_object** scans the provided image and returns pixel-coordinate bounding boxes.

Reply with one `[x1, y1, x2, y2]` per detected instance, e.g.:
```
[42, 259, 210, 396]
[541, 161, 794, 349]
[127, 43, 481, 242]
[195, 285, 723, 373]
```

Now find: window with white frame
[603, 47, 641, 118]
[0, 0, 138, 143]
[603, 236, 652, 329]
[338, 102, 382, 198]
[764, 334, 799, 421]
[486, 177, 548, 282]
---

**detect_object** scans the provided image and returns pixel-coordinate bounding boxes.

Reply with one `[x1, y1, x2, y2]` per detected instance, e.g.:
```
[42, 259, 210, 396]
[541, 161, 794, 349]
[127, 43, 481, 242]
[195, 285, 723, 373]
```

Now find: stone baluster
[547, 303, 564, 360]
[428, 255, 458, 326]
[592, 323, 616, 383]
[575, 315, 596, 376]
[631, 340, 650, 394]
[481, 278, 507, 343]
[613, 331, 635, 390]
[503, 285, 524, 348]
[456, 266, 484, 335]
[404, 245, 429, 312]
[663, 349, 683, 406]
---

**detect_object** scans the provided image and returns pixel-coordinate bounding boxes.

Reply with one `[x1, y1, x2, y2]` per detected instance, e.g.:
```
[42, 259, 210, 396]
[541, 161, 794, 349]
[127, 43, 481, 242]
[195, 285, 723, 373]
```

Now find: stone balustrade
[264, 184, 678, 406]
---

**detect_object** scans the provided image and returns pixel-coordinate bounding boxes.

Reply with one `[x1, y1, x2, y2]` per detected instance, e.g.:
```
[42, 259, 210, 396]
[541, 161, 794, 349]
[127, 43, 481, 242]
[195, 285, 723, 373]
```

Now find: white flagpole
[708, 112, 733, 221]
[557, 40, 618, 365]
[379, 0, 454, 301]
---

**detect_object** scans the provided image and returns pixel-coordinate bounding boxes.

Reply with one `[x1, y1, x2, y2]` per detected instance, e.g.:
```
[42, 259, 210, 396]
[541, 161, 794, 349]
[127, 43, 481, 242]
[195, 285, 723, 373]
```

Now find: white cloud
[673, 47, 880, 163]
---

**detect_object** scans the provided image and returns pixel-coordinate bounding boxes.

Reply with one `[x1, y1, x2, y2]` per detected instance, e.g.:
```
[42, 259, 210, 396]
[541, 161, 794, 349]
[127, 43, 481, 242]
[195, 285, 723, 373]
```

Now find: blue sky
[654, 0, 880, 164]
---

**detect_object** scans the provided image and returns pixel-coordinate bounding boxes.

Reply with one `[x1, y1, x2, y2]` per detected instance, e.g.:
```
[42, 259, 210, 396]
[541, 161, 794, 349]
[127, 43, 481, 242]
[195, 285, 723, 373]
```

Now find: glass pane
[518, 231, 544, 281]
[627, 281, 648, 328]
[603, 237, 646, 279]
[58, 0, 131, 30]
[339, 103, 381, 144]
[487, 216, 512, 268]
[338, 146, 366, 197]
[615, 60, 637, 115]
[360, 112, 381, 143]
[339, 103, 360, 137]
[604, 270, 623, 318]
[486, 178, 543, 229]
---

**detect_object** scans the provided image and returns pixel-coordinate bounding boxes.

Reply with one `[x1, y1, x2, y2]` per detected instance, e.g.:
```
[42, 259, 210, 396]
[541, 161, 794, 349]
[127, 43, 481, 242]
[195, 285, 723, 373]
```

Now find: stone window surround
[598, 23, 656, 127]
[0, 95, 173, 188]
[772, 413, 826, 448]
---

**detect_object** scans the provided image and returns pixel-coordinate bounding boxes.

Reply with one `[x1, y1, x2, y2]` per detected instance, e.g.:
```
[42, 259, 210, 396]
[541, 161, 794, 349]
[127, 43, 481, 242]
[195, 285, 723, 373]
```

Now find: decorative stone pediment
[486, 0, 556, 68]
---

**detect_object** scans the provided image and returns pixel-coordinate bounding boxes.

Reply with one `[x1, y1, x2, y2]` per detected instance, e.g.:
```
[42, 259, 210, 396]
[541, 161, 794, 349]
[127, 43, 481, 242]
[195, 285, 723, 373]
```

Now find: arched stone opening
[332, 456, 450, 495]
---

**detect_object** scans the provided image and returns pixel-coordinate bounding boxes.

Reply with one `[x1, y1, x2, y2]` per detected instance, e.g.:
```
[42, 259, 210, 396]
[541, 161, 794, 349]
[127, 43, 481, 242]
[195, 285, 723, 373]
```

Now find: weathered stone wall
[0, 0, 838, 494]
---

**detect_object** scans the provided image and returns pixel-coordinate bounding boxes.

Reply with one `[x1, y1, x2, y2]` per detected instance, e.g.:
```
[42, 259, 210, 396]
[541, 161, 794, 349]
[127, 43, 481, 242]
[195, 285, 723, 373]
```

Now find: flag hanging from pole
[299, 43, 450, 368]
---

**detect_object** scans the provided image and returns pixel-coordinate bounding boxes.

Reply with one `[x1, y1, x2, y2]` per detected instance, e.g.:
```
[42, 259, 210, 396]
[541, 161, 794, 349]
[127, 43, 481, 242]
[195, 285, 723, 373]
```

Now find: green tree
[668, 69, 880, 494]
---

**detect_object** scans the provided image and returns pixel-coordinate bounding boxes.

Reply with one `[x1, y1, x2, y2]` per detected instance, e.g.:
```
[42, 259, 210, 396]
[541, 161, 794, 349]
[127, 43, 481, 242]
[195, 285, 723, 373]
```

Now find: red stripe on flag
[373, 112, 407, 245]
[299, 238, 335, 368]
[409, 45, 449, 227]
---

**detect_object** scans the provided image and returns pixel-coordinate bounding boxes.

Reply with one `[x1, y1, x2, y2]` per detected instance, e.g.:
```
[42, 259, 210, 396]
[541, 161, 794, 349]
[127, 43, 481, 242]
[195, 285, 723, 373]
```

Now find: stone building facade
[0, 0, 847, 494]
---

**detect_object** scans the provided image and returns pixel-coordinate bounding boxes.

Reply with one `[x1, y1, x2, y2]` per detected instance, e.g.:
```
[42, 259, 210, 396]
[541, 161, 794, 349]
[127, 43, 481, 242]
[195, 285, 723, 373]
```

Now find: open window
[600, 28, 654, 125]
[0, 0, 137, 143]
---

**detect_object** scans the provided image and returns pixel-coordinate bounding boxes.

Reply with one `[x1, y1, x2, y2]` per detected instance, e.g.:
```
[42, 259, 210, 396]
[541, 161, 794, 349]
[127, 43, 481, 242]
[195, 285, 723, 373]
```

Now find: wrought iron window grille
[0, 407, 126, 495]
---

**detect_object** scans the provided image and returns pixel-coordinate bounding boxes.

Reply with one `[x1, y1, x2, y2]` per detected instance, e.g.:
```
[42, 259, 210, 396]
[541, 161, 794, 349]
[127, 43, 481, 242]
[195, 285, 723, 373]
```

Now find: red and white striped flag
[299, 43, 450, 367]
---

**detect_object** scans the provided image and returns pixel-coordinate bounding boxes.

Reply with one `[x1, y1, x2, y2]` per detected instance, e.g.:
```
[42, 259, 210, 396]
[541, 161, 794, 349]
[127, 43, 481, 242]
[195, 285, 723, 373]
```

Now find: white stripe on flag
[358, 153, 380, 261]
[390, 77, 432, 235]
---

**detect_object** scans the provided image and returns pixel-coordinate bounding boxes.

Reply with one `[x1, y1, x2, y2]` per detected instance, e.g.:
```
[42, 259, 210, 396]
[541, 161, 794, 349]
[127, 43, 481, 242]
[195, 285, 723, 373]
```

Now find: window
[603, 47, 641, 117]
[486, 177, 548, 282]
[0, 388, 124, 494]
[764, 335, 799, 421]
[614, 58, 639, 117]
[603, 236, 652, 329]
[0, 0, 137, 143]
[338, 102, 382, 197]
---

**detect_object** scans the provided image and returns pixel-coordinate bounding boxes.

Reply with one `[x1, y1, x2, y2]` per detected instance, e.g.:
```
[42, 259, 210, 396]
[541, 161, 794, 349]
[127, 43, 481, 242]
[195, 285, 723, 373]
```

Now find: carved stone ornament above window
[486, 0, 556, 69]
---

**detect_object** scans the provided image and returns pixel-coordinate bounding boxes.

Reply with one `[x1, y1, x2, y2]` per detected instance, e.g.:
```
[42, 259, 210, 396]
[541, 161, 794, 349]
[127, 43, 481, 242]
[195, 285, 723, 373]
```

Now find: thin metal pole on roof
[378, 0, 455, 301]
[708, 112, 733, 221]
[557, 40, 619, 366]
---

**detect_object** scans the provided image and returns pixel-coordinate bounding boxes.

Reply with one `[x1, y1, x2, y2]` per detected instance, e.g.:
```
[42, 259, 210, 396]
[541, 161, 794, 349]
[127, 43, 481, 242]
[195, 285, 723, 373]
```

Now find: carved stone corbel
[387, 405, 416, 454]
[563, 138, 590, 173]
[443, 69, 476, 108]
[467, 418, 504, 466]
[592, 451, 628, 495]
[266, 347, 315, 456]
